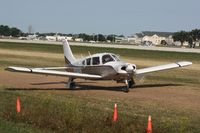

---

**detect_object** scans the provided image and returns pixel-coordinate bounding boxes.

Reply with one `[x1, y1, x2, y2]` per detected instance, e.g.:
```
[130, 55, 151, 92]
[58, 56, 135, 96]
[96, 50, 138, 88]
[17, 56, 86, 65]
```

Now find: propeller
[134, 74, 145, 83]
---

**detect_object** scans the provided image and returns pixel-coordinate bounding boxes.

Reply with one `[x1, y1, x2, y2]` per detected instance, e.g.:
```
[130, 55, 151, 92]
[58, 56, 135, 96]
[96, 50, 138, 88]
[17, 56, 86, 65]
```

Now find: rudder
[62, 39, 76, 65]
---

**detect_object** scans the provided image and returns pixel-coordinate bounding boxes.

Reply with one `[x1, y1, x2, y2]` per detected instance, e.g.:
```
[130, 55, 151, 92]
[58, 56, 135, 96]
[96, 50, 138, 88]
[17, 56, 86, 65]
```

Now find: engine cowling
[121, 64, 136, 73]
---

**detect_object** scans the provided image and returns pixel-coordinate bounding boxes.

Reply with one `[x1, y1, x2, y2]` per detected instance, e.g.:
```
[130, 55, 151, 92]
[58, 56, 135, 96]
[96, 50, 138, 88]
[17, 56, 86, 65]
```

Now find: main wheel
[128, 78, 135, 88]
[69, 82, 76, 89]
[123, 87, 129, 93]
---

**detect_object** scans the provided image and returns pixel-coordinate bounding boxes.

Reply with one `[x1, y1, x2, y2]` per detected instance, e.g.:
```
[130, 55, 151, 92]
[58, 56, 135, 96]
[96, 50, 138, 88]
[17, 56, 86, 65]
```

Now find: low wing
[6, 66, 102, 79]
[35, 67, 69, 70]
[135, 61, 192, 75]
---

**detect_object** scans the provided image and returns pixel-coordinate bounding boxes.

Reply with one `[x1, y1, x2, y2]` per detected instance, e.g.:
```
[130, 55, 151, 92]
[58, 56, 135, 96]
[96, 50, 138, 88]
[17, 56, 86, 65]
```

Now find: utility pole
[28, 25, 33, 34]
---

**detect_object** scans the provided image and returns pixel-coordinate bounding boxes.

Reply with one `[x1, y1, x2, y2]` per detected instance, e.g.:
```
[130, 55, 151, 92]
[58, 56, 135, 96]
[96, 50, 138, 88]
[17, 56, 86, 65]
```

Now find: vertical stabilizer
[62, 39, 76, 65]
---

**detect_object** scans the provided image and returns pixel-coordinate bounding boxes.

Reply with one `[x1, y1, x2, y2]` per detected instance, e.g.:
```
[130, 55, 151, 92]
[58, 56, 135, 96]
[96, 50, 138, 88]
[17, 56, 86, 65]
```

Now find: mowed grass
[0, 41, 199, 63]
[1, 90, 199, 133]
[0, 41, 200, 133]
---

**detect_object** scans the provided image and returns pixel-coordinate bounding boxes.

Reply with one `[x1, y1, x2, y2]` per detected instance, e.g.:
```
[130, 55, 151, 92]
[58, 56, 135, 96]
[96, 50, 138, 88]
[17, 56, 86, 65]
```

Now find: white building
[174, 41, 189, 46]
[132, 32, 174, 45]
[142, 34, 166, 45]
[66, 36, 73, 41]
[115, 36, 127, 43]
[165, 35, 174, 45]
[75, 38, 83, 42]
[46, 36, 57, 41]
[46, 35, 72, 41]
[56, 36, 66, 41]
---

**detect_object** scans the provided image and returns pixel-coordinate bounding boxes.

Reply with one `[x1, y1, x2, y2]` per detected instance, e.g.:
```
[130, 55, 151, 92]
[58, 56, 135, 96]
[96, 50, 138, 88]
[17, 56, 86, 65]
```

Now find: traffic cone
[16, 96, 21, 113]
[146, 115, 152, 133]
[112, 103, 118, 122]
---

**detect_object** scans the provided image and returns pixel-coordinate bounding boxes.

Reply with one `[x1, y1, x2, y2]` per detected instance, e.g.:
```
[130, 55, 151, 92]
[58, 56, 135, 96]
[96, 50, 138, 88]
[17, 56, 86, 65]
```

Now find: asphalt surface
[0, 39, 200, 53]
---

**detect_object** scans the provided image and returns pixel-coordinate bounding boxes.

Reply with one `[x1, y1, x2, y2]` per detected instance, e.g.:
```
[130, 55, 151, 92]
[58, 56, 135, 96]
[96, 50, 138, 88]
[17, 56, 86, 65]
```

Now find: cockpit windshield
[102, 54, 114, 64]
[111, 54, 120, 61]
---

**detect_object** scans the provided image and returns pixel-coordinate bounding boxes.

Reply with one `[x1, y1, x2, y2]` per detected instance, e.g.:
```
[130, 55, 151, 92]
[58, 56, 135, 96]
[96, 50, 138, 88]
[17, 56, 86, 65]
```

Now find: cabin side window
[92, 57, 100, 65]
[86, 58, 91, 65]
[102, 54, 114, 64]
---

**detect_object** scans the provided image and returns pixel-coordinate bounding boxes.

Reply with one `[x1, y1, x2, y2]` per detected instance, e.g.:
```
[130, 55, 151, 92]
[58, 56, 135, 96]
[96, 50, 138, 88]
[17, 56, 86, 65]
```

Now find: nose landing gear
[123, 78, 135, 93]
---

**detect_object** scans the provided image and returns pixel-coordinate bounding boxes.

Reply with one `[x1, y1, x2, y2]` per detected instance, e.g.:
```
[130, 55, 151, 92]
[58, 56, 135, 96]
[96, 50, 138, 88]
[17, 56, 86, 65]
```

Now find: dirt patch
[1, 70, 200, 113]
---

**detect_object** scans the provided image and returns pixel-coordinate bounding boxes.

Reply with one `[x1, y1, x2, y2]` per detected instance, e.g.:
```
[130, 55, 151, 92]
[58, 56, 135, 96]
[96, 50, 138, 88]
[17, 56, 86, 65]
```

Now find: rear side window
[86, 58, 91, 65]
[92, 57, 100, 65]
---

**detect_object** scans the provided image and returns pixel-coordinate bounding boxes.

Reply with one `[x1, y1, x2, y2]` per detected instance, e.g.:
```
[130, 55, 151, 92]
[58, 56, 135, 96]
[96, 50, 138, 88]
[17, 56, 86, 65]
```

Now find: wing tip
[5, 67, 15, 72]
[177, 61, 192, 67]
[5, 66, 32, 72]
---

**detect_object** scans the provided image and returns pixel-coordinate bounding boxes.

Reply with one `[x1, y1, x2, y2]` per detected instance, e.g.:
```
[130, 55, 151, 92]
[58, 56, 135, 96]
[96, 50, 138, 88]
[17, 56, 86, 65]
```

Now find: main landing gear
[67, 77, 76, 89]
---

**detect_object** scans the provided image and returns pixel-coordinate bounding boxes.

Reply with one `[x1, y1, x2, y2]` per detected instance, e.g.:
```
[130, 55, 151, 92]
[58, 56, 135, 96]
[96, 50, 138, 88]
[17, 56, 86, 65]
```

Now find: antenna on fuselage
[88, 51, 91, 56]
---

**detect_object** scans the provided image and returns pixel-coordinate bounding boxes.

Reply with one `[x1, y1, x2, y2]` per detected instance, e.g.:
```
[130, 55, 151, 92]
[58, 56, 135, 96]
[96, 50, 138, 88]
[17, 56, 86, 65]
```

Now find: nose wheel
[128, 78, 135, 88]
[123, 78, 135, 93]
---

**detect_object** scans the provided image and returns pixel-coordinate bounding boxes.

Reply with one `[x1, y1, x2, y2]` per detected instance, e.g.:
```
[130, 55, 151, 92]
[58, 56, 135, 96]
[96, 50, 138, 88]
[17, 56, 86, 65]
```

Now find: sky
[0, 0, 199, 36]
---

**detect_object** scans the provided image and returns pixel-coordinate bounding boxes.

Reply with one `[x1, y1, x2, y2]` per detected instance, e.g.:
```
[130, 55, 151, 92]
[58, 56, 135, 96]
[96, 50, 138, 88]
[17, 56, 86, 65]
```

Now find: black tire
[128, 78, 135, 88]
[70, 82, 76, 89]
[122, 86, 129, 93]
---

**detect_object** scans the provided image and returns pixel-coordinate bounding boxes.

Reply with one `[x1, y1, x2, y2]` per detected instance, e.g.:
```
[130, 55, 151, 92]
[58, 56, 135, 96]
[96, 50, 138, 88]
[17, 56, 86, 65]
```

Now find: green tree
[190, 29, 200, 47]
[94, 34, 106, 42]
[188, 36, 193, 48]
[106, 34, 116, 43]
[0, 25, 22, 37]
[173, 31, 189, 46]
[78, 33, 93, 41]
[10, 27, 22, 37]
[0, 25, 10, 36]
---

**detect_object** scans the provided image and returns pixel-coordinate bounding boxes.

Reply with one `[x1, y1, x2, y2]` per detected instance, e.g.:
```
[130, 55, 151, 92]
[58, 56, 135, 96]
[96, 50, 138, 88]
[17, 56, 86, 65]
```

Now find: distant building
[131, 31, 174, 45]
[18, 34, 38, 40]
[56, 35, 65, 41]
[174, 41, 189, 46]
[46, 36, 56, 41]
[45, 35, 72, 41]
[66, 36, 73, 41]
[27, 34, 38, 40]
[115, 36, 127, 43]
[75, 38, 83, 42]
[142, 34, 166, 45]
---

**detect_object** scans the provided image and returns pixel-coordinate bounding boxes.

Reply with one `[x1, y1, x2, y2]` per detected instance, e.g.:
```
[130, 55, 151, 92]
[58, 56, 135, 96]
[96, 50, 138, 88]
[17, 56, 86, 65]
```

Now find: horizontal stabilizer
[6, 66, 102, 79]
[135, 61, 192, 75]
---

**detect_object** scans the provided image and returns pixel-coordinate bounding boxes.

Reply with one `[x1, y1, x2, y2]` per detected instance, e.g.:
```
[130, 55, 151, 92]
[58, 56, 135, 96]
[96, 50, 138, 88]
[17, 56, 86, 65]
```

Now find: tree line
[1, 25, 200, 46]
[0, 25, 22, 37]
[36, 32, 119, 42]
[0, 25, 120, 42]
[173, 29, 200, 47]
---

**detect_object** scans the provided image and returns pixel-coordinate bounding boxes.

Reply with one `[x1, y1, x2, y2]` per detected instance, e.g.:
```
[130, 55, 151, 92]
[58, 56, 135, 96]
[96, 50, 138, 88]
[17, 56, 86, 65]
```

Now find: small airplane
[6, 39, 192, 92]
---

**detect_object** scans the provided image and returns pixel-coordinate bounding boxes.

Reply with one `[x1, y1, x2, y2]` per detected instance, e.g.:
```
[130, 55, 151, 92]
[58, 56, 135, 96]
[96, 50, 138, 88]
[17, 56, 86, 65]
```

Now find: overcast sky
[0, 0, 199, 35]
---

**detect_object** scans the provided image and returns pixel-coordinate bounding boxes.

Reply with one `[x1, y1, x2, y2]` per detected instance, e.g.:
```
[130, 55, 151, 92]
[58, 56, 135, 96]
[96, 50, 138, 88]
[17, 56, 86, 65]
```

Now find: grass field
[0, 41, 200, 133]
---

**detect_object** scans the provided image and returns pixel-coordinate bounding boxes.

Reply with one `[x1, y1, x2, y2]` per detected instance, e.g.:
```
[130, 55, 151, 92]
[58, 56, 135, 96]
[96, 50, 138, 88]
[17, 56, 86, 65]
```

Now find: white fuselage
[68, 53, 136, 81]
